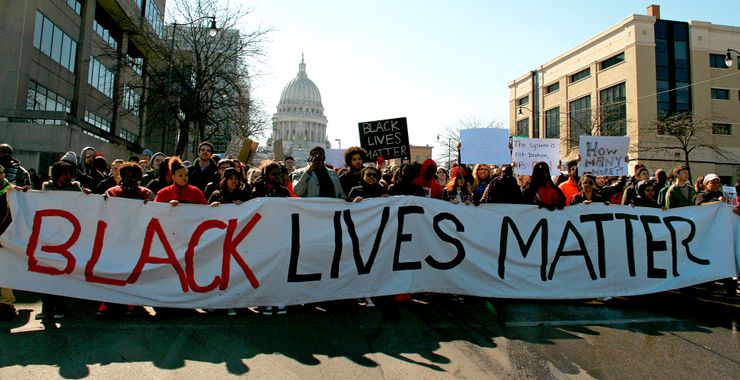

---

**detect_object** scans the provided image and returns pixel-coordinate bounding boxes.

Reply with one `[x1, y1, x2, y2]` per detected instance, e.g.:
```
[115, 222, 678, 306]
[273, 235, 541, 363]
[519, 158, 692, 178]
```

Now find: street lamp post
[725, 48, 740, 68]
[335, 138, 341, 149]
[161, 16, 217, 154]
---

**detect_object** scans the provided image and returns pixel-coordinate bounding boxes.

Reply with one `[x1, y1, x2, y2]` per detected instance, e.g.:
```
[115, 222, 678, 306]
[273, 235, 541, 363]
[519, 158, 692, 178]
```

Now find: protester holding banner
[665, 165, 696, 209]
[622, 164, 649, 206]
[252, 161, 291, 198]
[388, 163, 425, 197]
[523, 161, 566, 210]
[97, 162, 154, 319]
[569, 174, 608, 205]
[146, 157, 172, 196]
[441, 166, 473, 205]
[694, 174, 727, 205]
[208, 167, 251, 206]
[414, 159, 443, 198]
[471, 164, 492, 203]
[339, 146, 368, 196]
[204, 159, 236, 200]
[154, 157, 207, 206]
[480, 164, 524, 204]
[631, 179, 660, 208]
[37, 161, 88, 319]
[346, 166, 386, 201]
[291, 146, 344, 199]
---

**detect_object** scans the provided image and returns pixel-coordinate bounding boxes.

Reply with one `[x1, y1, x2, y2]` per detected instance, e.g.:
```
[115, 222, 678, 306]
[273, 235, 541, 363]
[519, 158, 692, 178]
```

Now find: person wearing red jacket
[414, 158, 443, 199]
[558, 159, 579, 206]
[154, 157, 207, 206]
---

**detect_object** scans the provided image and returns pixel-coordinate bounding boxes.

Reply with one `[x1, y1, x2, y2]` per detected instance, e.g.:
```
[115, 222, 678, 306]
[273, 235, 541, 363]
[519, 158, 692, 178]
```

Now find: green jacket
[665, 183, 697, 209]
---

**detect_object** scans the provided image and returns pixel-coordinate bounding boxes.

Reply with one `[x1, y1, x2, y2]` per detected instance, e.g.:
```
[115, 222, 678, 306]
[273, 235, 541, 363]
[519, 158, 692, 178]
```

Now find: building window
[25, 81, 71, 125]
[32, 11, 77, 72]
[119, 129, 138, 143]
[545, 82, 560, 94]
[88, 57, 115, 98]
[145, 0, 164, 38]
[123, 86, 141, 116]
[600, 52, 625, 70]
[64, 0, 82, 14]
[84, 111, 111, 133]
[654, 20, 691, 119]
[516, 118, 529, 137]
[709, 54, 728, 68]
[711, 88, 730, 100]
[545, 107, 560, 138]
[517, 96, 529, 106]
[93, 20, 118, 50]
[712, 123, 731, 135]
[599, 82, 626, 136]
[569, 95, 591, 145]
[570, 68, 590, 83]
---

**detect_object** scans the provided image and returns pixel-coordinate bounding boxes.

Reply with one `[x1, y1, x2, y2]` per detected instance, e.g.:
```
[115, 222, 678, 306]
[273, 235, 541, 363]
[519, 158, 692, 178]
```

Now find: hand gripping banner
[0, 191, 737, 308]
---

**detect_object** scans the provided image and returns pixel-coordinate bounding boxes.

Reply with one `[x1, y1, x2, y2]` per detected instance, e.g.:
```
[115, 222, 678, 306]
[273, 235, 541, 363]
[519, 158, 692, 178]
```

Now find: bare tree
[103, 0, 271, 156]
[435, 117, 504, 169]
[638, 112, 735, 173]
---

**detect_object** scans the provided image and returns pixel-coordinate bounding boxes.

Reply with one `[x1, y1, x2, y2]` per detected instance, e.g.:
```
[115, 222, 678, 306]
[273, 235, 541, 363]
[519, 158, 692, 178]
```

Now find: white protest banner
[0, 191, 737, 308]
[512, 138, 560, 176]
[460, 128, 511, 165]
[325, 148, 345, 168]
[579, 136, 629, 176]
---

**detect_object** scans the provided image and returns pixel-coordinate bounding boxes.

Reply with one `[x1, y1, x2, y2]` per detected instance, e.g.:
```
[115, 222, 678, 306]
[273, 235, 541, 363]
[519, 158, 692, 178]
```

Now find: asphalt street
[0, 288, 738, 379]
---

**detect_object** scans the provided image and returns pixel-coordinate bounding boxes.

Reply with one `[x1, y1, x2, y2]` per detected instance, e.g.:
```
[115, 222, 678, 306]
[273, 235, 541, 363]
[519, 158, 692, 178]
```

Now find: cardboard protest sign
[512, 138, 560, 176]
[460, 128, 511, 165]
[358, 117, 410, 160]
[325, 148, 345, 168]
[579, 136, 629, 176]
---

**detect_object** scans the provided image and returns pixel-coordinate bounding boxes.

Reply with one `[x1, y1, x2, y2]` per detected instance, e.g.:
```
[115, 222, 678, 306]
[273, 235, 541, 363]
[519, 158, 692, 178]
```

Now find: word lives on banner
[0, 191, 738, 308]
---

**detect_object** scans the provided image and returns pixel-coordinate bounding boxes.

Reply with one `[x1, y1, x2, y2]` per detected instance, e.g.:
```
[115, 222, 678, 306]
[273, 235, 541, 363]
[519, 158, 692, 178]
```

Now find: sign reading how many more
[358, 117, 410, 160]
[579, 136, 630, 176]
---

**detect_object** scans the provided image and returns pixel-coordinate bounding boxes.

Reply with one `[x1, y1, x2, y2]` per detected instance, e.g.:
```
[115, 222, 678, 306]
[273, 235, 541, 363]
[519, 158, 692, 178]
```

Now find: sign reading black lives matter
[358, 117, 410, 160]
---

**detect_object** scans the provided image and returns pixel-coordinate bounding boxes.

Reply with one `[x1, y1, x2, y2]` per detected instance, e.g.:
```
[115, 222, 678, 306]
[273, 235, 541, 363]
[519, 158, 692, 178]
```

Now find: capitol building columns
[271, 55, 329, 162]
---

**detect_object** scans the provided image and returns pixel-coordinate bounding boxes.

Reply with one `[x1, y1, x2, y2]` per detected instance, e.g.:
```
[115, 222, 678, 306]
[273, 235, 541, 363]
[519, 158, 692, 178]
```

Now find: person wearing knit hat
[60, 151, 77, 166]
[141, 149, 153, 163]
[695, 173, 726, 205]
[142, 152, 165, 187]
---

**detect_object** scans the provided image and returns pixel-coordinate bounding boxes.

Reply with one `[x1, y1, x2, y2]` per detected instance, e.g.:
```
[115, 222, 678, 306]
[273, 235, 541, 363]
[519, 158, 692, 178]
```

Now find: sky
[223, 0, 740, 153]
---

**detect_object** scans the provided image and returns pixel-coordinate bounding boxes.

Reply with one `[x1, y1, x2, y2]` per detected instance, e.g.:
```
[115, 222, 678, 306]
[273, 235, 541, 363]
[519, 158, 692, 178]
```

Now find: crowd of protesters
[0, 141, 737, 321]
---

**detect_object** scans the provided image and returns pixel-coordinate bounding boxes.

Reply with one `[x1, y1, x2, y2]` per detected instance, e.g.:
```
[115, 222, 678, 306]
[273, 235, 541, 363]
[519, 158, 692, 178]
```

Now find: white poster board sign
[512, 138, 560, 176]
[325, 148, 345, 169]
[579, 136, 630, 176]
[460, 128, 511, 165]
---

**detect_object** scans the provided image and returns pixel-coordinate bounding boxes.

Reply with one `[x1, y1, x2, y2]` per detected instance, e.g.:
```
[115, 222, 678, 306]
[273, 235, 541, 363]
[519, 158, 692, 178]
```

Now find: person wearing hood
[414, 158, 442, 199]
[79, 146, 96, 177]
[146, 157, 173, 196]
[481, 164, 524, 204]
[142, 152, 165, 187]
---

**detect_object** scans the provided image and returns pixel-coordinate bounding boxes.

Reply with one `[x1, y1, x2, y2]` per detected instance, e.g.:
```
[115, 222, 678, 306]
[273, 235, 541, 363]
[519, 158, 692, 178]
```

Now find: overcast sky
[224, 0, 740, 152]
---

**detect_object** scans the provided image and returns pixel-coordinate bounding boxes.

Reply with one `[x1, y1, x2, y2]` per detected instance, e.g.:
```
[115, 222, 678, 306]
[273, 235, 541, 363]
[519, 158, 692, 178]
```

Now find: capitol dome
[279, 57, 322, 106]
[271, 55, 329, 162]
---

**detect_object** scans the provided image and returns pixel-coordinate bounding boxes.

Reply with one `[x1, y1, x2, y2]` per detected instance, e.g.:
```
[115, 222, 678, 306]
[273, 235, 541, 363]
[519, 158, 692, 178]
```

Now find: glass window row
[33, 11, 77, 73]
[88, 57, 115, 98]
[84, 111, 111, 133]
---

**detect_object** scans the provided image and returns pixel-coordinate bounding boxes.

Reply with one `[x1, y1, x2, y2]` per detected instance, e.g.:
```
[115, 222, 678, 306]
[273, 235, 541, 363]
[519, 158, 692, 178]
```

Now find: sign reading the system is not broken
[358, 117, 410, 160]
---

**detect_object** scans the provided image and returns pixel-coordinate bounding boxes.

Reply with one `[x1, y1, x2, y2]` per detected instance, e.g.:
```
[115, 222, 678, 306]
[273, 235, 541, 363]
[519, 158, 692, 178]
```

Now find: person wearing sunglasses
[346, 167, 387, 202]
[569, 173, 609, 205]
